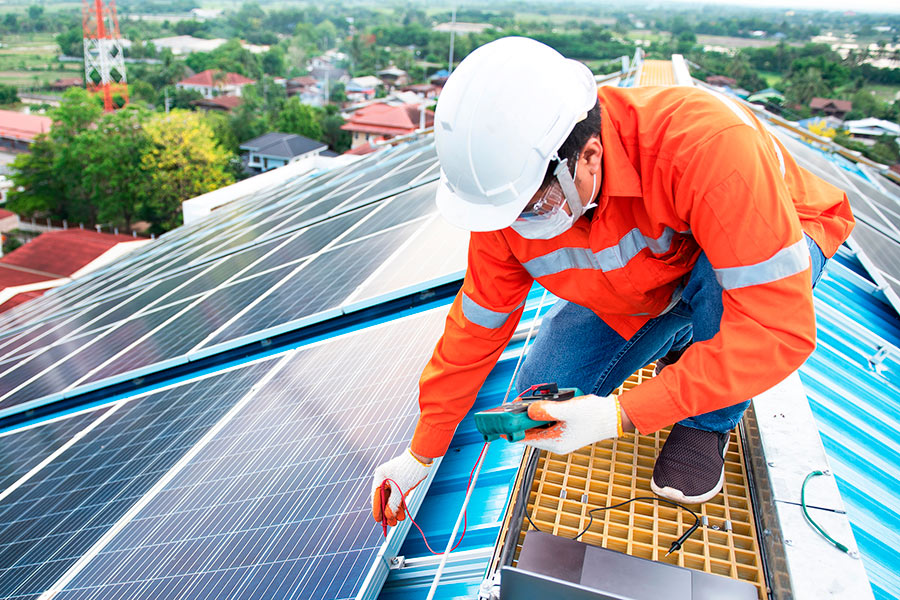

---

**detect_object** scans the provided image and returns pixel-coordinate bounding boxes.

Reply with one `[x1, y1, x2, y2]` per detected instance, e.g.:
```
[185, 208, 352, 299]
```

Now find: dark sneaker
[650, 424, 730, 504]
[654, 346, 688, 376]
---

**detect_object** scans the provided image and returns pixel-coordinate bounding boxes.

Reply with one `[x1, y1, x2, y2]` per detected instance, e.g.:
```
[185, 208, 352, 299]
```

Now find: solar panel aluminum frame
[354, 456, 445, 600]
[845, 236, 900, 317]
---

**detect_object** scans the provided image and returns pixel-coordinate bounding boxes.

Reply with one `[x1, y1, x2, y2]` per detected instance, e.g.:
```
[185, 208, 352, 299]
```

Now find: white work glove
[523, 394, 622, 454]
[372, 448, 432, 527]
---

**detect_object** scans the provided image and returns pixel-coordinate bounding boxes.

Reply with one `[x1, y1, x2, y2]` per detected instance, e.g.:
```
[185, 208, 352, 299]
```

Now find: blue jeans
[516, 234, 827, 433]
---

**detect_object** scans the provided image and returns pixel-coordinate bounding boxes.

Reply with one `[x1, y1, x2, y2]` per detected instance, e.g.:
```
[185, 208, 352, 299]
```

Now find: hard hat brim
[435, 172, 537, 232]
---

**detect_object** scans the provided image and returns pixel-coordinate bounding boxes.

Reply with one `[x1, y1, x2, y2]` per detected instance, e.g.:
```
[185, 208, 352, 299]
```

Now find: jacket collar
[598, 112, 643, 205]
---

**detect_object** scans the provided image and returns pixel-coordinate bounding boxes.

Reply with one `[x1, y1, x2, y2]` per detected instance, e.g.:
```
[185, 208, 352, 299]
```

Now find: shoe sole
[649, 435, 729, 505]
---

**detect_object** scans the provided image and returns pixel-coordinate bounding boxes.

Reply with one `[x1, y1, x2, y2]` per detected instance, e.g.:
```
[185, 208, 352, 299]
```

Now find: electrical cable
[382, 441, 488, 555]
[801, 470, 857, 557]
[525, 494, 701, 556]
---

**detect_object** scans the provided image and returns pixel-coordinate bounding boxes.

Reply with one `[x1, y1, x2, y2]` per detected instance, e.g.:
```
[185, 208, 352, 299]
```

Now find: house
[0, 208, 17, 232]
[345, 76, 382, 103]
[286, 76, 318, 97]
[0, 109, 51, 152]
[400, 83, 439, 99]
[376, 66, 409, 88]
[48, 77, 83, 91]
[309, 66, 349, 85]
[810, 97, 853, 119]
[192, 96, 243, 112]
[177, 69, 255, 99]
[747, 87, 785, 104]
[706, 75, 737, 87]
[340, 102, 434, 149]
[151, 36, 228, 55]
[239, 132, 328, 173]
[842, 118, 900, 142]
[0, 229, 148, 313]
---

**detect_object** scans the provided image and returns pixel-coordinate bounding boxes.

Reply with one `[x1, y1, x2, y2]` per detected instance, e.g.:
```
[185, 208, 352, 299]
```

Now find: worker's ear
[579, 135, 603, 175]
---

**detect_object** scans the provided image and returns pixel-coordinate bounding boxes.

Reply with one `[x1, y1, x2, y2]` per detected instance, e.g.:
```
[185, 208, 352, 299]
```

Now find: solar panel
[46, 308, 447, 600]
[0, 139, 460, 419]
[849, 221, 900, 315]
[0, 406, 110, 494]
[0, 358, 278, 599]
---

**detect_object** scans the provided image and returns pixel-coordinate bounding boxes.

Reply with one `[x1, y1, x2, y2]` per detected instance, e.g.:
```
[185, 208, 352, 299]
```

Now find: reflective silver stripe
[461, 293, 525, 329]
[523, 227, 677, 278]
[714, 239, 810, 290]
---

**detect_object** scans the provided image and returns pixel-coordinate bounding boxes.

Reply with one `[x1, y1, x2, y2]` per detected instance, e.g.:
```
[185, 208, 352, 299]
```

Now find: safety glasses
[517, 154, 582, 223]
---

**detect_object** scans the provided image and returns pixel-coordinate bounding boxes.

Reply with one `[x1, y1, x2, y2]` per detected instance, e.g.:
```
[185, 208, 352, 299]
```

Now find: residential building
[286, 76, 318, 98]
[400, 83, 439, 99]
[843, 118, 900, 143]
[376, 66, 409, 89]
[0, 208, 17, 232]
[810, 97, 853, 119]
[309, 66, 349, 86]
[192, 96, 243, 113]
[345, 76, 382, 103]
[48, 77, 83, 91]
[177, 69, 256, 99]
[151, 35, 228, 55]
[240, 132, 328, 173]
[432, 21, 494, 34]
[0, 229, 147, 312]
[706, 75, 737, 87]
[340, 103, 434, 149]
[0, 110, 51, 152]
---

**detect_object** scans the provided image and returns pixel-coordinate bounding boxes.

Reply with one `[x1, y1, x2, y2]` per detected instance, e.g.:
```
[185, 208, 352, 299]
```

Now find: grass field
[759, 70, 783, 88]
[867, 84, 900, 103]
[0, 32, 80, 89]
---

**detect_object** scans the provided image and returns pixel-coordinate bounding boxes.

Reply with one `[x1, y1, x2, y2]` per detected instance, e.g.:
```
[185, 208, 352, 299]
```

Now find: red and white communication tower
[82, 0, 128, 112]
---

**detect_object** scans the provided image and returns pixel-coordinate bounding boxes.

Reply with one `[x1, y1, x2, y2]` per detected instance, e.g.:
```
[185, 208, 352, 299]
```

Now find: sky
[673, 0, 900, 13]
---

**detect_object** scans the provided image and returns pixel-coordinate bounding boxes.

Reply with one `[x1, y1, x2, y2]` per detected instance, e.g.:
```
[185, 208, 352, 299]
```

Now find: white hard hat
[434, 36, 598, 232]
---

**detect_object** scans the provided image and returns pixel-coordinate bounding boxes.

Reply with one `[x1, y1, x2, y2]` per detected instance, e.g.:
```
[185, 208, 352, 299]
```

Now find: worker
[371, 37, 854, 527]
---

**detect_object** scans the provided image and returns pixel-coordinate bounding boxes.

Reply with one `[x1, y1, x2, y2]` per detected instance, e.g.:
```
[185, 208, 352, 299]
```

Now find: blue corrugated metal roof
[799, 248, 900, 600]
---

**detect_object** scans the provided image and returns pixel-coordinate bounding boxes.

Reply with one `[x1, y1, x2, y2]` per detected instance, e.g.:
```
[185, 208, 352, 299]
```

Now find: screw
[784, 539, 793, 546]
[767, 461, 776, 467]
[823, 469, 832, 476]
[848, 550, 860, 559]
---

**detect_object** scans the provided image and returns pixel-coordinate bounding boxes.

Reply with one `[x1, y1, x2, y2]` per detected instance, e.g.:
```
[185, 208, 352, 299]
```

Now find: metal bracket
[389, 555, 405, 570]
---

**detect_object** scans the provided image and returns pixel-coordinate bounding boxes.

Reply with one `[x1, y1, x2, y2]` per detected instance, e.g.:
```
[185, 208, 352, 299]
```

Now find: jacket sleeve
[411, 230, 533, 457]
[620, 124, 818, 433]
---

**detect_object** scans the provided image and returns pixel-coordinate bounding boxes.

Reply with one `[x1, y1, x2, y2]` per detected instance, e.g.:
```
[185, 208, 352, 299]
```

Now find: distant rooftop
[239, 132, 327, 160]
[0, 110, 51, 143]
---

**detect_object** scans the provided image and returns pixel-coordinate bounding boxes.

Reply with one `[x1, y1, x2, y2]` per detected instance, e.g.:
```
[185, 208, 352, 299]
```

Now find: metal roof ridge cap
[751, 371, 874, 599]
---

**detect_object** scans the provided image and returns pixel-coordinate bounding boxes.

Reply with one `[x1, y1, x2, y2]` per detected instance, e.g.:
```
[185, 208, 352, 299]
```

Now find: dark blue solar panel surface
[53, 308, 447, 600]
[0, 407, 109, 493]
[205, 221, 422, 347]
[0, 359, 276, 599]
[0, 139, 445, 416]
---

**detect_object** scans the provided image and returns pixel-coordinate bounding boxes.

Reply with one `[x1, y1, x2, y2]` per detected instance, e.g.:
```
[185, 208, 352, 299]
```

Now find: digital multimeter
[473, 383, 582, 443]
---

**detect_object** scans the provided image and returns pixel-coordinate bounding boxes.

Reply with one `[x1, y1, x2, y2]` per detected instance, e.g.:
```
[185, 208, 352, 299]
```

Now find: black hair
[542, 99, 602, 182]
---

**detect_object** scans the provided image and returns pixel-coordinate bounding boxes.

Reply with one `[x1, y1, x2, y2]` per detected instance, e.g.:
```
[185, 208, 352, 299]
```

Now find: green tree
[262, 47, 285, 76]
[785, 67, 829, 106]
[319, 107, 350, 153]
[56, 25, 84, 57]
[140, 110, 235, 231]
[79, 107, 153, 230]
[274, 97, 323, 140]
[0, 84, 19, 105]
[7, 88, 102, 224]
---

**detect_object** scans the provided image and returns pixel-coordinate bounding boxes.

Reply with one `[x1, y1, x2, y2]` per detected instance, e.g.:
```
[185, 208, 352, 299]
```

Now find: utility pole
[164, 87, 172, 113]
[448, 6, 457, 75]
[82, 0, 128, 112]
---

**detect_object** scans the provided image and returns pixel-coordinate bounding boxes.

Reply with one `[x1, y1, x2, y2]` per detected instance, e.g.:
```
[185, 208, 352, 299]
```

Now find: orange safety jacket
[411, 86, 854, 459]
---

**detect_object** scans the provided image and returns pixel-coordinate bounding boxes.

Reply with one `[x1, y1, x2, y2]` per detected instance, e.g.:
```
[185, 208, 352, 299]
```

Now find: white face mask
[511, 158, 598, 240]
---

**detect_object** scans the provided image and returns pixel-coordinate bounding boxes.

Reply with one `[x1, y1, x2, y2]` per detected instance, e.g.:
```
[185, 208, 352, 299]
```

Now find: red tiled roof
[810, 97, 852, 111]
[193, 96, 244, 110]
[343, 142, 377, 156]
[0, 209, 15, 219]
[0, 289, 44, 313]
[1, 229, 135, 278]
[0, 110, 52, 143]
[341, 103, 434, 135]
[179, 69, 255, 87]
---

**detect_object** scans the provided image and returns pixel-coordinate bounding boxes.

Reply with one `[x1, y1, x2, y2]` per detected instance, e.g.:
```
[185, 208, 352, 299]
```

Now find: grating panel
[639, 60, 676, 86]
[516, 366, 767, 599]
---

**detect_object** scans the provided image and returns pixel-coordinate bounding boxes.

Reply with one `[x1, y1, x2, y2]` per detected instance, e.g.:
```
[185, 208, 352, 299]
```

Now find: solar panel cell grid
[53, 308, 447, 600]
[205, 222, 422, 347]
[0, 359, 277, 599]
[0, 407, 109, 493]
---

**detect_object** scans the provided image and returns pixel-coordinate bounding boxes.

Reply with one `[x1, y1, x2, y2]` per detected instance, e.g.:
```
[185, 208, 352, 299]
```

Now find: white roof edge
[752, 371, 874, 599]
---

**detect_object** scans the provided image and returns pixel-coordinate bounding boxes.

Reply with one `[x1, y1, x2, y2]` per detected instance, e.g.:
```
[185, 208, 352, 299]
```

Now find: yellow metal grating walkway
[510, 366, 767, 599]
[639, 60, 677, 86]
